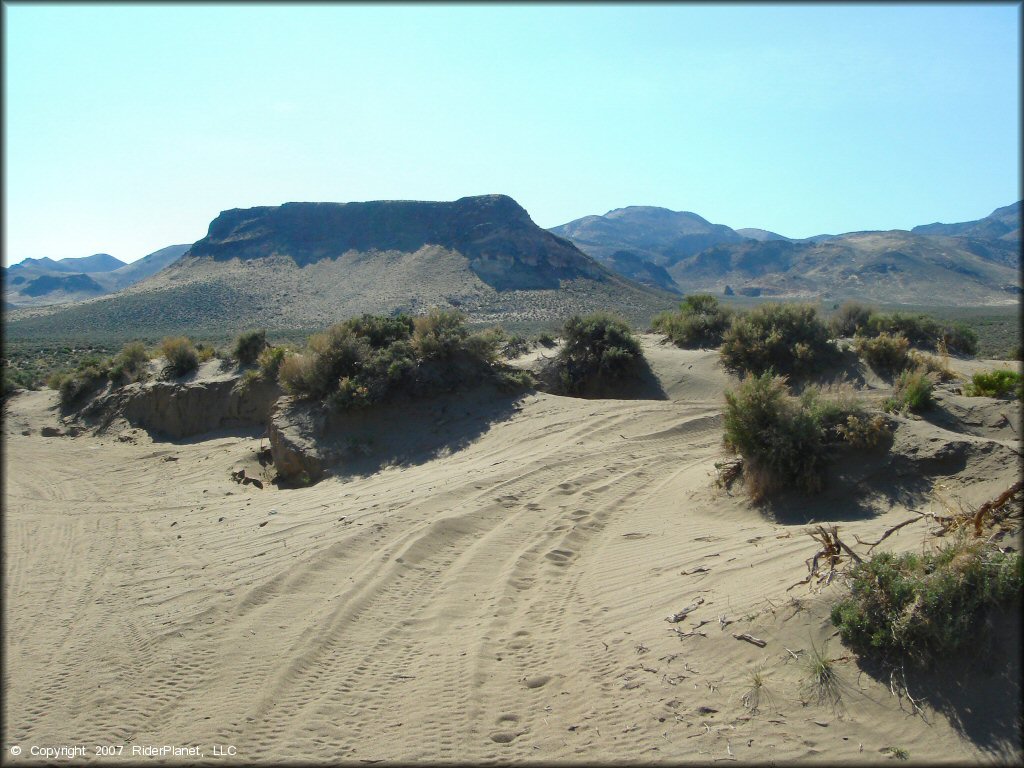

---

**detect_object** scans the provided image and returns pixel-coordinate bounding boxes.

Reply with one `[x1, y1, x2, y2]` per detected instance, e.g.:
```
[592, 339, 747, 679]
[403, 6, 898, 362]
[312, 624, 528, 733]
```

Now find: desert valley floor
[3, 337, 1021, 763]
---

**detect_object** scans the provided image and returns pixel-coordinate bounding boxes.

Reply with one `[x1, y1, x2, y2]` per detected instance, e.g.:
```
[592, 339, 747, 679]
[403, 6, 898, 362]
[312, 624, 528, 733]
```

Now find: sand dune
[3, 337, 1020, 763]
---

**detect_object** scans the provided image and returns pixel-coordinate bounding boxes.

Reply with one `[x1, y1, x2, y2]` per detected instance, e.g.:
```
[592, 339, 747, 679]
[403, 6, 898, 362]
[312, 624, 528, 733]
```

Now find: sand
[3, 336, 1021, 763]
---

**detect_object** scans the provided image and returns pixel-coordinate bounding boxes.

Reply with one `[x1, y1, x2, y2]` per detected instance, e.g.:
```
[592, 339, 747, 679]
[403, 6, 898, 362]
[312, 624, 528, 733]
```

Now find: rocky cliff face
[187, 194, 607, 291]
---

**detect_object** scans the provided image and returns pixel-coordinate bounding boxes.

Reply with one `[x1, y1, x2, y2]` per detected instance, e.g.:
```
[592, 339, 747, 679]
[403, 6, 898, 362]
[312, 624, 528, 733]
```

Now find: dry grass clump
[720, 303, 836, 377]
[830, 536, 1022, 667]
[884, 368, 934, 414]
[799, 639, 844, 710]
[160, 336, 199, 377]
[652, 293, 733, 349]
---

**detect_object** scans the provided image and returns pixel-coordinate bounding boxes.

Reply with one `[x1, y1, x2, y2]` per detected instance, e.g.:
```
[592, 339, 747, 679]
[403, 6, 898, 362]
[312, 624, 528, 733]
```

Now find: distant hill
[912, 202, 1021, 242]
[5, 196, 674, 340]
[734, 228, 791, 243]
[549, 206, 747, 267]
[669, 230, 1020, 304]
[104, 244, 191, 288]
[8, 252, 125, 276]
[550, 203, 1021, 305]
[20, 273, 105, 298]
[4, 245, 189, 307]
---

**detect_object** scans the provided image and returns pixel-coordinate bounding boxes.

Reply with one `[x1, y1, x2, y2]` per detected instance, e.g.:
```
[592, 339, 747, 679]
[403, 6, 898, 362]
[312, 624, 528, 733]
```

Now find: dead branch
[732, 633, 767, 648]
[853, 516, 923, 552]
[666, 596, 705, 623]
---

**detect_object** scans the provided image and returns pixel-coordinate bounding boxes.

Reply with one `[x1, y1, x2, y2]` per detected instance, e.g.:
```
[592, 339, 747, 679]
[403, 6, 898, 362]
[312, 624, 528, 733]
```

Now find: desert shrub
[885, 368, 933, 413]
[345, 313, 414, 349]
[964, 368, 1022, 399]
[724, 373, 828, 499]
[907, 348, 956, 382]
[830, 301, 874, 337]
[834, 413, 891, 449]
[536, 331, 557, 348]
[278, 352, 314, 396]
[720, 303, 835, 377]
[2, 366, 39, 397]
[46, 371, 69, 391]
[58, 360, 110, 407]
[938, 323, 979, 357]
[552, 313, 644, 395]
[855, 332, 910, 374]
[502, 333, 531, 359]
[412, 308, 469, 359]
[863, 312, 977, 356]
[866, 312, 941, 349]
[723, 373, 878, 500]
[234, 330, 267, 366]
[160, 336, 199, 377]
[258, 345, 287, 379]
[281, 311, 528, 411]
[830, 538, 1023, 666]
[195, 342, 217, 362]
[108, 341, 150, 384]
[285, 325, 370, 399]
[653, 293, 733, 349]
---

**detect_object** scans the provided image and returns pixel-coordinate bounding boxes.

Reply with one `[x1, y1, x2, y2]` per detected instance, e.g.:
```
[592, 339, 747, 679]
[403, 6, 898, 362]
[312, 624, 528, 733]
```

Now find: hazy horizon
[4, 3, 1020, 267]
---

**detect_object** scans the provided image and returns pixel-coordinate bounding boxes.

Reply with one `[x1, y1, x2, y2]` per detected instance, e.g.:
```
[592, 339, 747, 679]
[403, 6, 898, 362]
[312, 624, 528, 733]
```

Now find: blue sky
[3, 2, 1020, 265]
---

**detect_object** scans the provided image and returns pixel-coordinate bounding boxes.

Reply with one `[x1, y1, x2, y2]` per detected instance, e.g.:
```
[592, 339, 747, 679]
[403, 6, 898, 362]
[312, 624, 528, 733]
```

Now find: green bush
[551, 313, 644, 395]
[830, 539, 1022, 666]
[109, 341, 150, 384]
[653, 293, 733, 349]
[723, 373, 878, 500]
[284, 325, 370, 399]
[234, 330, 267, 366]
[346, 313, 414, 349]
[257, 345, 287, 379]
[964, 368, 1022, 399]
[855, 332, 910, 374]
[830, 301, 874, 337]
[866, 312, 941, 349]
[885, 368, 933, 413]
[720, 303, 835, 377]
[863, 312, 978, 356]
[160, 336, 199, 377]
[413, 308, 469, 360]
[280, 311, 527, 412]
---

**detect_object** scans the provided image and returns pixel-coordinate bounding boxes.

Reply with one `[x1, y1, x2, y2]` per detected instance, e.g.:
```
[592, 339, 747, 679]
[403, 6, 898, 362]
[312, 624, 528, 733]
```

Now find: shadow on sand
[851, 601, 1022, 757]
[292, 385, 529, 483]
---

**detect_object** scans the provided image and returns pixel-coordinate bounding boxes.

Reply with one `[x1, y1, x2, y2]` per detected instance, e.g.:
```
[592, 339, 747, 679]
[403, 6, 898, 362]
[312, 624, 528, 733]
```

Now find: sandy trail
[3, 339, 1020, 763]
